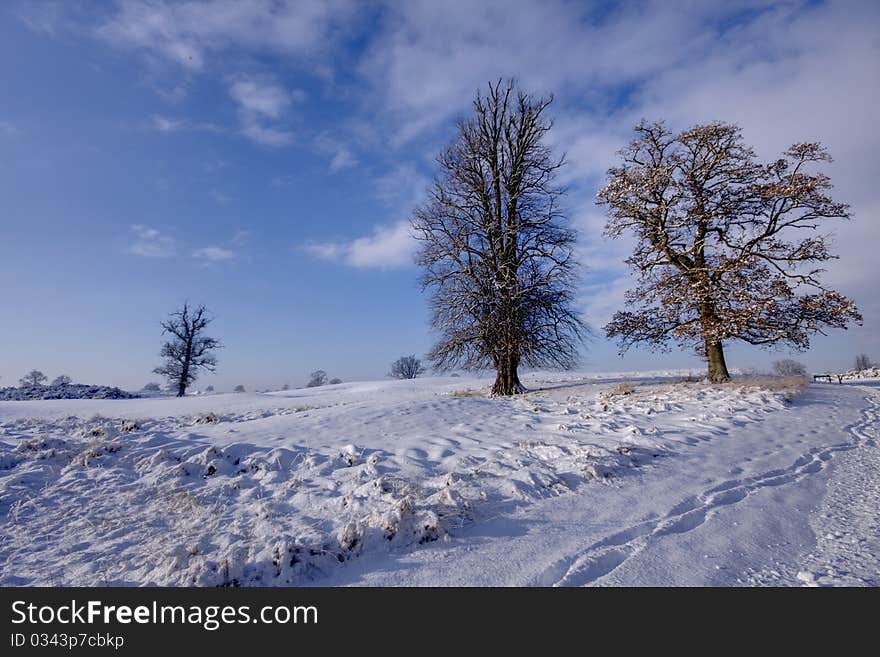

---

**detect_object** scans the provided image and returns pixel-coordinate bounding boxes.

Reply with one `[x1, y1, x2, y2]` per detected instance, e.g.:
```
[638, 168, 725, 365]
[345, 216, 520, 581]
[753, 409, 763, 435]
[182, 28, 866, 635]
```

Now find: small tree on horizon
[307, 370, 327, 388]
[598, 121, 861, 382]
[153, 303, 222, 397]
[854, 354, 873, 371]
[772, 359, 807, 377]
[142, 382, 161, 392]
[19, 370, 47, 387]
[389, 355, 426, 380]
[413, 80, 586, 395]
[233, 384, 245, 393]
[204, 385, 215, 392]
[329, 378, 342, 385]
[51, 374, 72, 387]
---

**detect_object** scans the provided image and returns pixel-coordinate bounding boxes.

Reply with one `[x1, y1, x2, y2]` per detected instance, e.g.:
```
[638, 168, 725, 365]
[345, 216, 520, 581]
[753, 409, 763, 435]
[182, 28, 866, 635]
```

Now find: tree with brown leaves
[598, 121, 861, 382]
[413, 80, 585, 395]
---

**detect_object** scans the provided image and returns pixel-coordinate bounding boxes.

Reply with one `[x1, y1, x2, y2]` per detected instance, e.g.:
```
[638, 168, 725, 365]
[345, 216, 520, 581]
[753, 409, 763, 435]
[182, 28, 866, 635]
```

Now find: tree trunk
[705, 340, 730, 383]
[492, 352, 525, 396]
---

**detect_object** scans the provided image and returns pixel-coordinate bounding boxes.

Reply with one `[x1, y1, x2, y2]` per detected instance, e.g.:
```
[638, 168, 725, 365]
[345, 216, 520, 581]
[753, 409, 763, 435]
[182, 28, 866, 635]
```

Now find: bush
[142, 382, 161, 392]
[329, 378, 342, 385]
[234, 385, 245, 393]
[204, 385, 214, 393]
[772, 359, 807, 377]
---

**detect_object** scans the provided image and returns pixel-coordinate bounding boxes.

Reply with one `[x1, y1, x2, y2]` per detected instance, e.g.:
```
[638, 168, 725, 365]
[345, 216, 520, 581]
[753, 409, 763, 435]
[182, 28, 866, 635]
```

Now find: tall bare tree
[153, 303, 221, 397]
[854, 354, 873, 371]
[598, 121, 861, 382]
[413, 80, 585, 395]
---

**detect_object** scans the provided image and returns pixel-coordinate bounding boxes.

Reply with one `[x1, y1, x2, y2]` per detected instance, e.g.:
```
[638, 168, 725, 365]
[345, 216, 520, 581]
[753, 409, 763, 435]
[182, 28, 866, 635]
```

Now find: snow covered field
[0, 372, 876, 586]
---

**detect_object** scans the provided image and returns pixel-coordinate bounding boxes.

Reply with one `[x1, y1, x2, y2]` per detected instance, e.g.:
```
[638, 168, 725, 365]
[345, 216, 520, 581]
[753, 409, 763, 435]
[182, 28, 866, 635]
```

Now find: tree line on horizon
[142, 79, 863, 397]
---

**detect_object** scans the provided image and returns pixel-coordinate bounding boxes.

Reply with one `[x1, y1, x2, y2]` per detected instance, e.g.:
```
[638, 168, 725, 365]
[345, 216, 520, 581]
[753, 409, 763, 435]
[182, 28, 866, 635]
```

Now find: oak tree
[598, 121, 861, 382]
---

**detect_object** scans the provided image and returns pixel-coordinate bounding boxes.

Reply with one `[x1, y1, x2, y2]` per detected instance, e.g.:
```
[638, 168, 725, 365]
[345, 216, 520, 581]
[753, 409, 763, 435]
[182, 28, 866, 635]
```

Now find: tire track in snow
[540, 388, 878, 587]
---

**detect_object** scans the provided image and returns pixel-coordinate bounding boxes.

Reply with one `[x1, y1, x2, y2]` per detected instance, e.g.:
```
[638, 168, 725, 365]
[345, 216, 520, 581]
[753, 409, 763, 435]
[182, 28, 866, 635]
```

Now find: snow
[0, 371, 876, 586]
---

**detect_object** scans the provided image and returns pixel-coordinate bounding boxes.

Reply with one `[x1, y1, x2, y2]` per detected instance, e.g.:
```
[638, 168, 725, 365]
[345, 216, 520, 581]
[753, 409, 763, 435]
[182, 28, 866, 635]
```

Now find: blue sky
[1, 0, 877, 391]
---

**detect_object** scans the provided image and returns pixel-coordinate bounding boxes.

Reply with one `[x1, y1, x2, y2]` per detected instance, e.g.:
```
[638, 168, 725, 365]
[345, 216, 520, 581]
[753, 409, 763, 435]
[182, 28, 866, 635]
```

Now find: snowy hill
[0, 371, 876, 586]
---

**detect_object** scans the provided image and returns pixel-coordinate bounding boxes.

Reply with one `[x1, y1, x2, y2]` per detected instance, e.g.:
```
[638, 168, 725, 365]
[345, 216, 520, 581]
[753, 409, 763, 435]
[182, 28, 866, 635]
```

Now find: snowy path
[323, 384, 880, 587]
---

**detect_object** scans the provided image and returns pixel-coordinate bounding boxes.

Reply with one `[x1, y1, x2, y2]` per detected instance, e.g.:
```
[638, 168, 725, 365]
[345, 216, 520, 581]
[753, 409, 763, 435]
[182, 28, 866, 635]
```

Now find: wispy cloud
[228, 77, 299, 118]
[305, 221, 416, 270]
[128, 224, 176, 258]
[373, 163, 429, 210]
[0, 120, 20, 137]
[92, 0, 359, 72]
[230, 230, 251, 246]
[151, 114, 183, 133]
[315, 132, 358, 172]
[227, 75, 299, 146]
[193, 246, 235, 262]
[209, 188, 231, 206]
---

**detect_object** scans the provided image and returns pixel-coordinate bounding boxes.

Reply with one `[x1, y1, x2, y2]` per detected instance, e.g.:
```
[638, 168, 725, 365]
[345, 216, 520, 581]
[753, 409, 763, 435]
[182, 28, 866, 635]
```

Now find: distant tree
[854, 354, 873, 371]
[772, 359, 807, 377]
[598, 121, 861, 383]
[19, 370, 47, 387]
[142, 382, 161, 392]
[234, 384, 245, 393]
[153, 303, 222, 397]
[282, 383, 290, 390]
[329, 378, 342, 385]
[389, 355, 426, 380]
[307, 370, 327, 388]
[51, 374, 72, 387]
[412, 80, 585, 395]
[204, 385, 215, 393]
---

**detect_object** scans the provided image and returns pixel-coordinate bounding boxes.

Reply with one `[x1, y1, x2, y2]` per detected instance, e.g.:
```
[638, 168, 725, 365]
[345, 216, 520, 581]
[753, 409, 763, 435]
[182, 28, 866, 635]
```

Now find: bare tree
[389, 355, 426, 380]
[153, 303, 222, 397]
[854, 354, 873, 371]
[19, 370, 46, 387]
[413, 80, 585, 395]
[51, 374, 72, 386]
[598, 121, 861, 382]
[772, 359, 807, 377]
[307, 370, 327, 388]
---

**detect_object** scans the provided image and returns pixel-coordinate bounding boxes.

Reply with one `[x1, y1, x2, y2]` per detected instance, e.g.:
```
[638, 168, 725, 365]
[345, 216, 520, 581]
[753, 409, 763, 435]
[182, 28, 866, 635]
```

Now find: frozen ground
[0, 371, 876, 586]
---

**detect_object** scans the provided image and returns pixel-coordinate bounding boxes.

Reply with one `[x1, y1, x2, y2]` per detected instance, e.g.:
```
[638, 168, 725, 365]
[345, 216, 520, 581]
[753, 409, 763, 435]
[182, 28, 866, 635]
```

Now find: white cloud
[230, 229, 251, 245]
[239, 117, 294, 147]
[151, 114, 182, 132]
[93, 0, 359, 71]
[193, 246, 235, 262]
[314, 132, 359, 172]
[305, 221, 416, 269]
[227, 76, 300, 146]
[228, 77, 298, 118]
[329, 147, 357, 172]
[129, 224, 176, 257]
